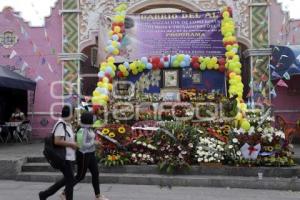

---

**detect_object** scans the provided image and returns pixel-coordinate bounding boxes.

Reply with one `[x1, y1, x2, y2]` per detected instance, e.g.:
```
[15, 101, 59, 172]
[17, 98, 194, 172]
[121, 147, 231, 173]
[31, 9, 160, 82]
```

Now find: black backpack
[43, 121, 71, 169]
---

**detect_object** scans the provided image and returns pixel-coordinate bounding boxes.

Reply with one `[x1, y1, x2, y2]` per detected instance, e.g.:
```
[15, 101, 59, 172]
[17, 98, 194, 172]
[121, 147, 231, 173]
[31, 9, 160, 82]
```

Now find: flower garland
[92, 5, 250, 130]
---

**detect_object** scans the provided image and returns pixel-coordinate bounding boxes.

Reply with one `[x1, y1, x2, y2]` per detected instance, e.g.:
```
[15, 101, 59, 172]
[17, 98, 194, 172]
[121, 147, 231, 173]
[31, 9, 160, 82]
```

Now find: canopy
[0, 66, 36, 91]
[270, 45, 300, 79]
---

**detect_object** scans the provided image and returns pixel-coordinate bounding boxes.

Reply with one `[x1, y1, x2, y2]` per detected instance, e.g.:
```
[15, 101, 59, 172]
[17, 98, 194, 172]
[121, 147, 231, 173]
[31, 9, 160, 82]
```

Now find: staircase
[16, 156, 300, 191]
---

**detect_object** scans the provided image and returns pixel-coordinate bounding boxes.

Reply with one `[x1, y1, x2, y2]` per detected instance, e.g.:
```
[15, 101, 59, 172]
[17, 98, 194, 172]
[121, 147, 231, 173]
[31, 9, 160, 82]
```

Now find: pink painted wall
[0, 1, 62, 138]
[269, 1, 300, 123]
[270, 1, 300, 45]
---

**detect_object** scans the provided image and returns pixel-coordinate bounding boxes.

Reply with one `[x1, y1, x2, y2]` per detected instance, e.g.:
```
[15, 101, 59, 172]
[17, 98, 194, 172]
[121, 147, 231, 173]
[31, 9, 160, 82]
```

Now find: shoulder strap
[53, 121, 71, 138]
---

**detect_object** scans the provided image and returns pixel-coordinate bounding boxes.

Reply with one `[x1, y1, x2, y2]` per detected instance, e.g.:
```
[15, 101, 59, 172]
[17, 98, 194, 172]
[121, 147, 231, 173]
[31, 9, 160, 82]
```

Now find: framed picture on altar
[160, 88, 180, 101]
[192, 72, 202, 84]
[162, 69, 179, 88]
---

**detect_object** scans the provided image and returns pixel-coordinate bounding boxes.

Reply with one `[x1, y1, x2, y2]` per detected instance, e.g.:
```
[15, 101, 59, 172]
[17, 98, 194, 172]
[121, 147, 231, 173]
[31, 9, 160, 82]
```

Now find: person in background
[61, 111, 108, 200]
[39, 105, 78, 200]
[10, 107, 25, 122]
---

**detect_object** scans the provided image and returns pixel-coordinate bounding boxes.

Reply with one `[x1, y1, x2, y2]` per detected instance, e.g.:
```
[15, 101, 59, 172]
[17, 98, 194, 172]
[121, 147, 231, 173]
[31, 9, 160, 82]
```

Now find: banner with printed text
[99, 11, 225, 63]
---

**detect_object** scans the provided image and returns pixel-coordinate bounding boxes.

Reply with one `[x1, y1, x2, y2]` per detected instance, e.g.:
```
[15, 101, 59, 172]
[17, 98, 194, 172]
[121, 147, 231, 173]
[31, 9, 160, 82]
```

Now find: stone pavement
[0, 181, 299, 200]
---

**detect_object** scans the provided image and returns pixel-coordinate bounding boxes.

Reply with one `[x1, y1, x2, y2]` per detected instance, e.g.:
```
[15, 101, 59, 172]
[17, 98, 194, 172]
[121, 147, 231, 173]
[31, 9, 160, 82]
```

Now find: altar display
[91, 4, 294, 173]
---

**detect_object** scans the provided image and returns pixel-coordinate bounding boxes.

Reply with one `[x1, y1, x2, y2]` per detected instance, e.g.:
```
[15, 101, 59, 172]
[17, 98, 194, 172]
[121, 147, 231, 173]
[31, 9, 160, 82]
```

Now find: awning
[0, 66, 36, 91]
[270, 45, 300, 79]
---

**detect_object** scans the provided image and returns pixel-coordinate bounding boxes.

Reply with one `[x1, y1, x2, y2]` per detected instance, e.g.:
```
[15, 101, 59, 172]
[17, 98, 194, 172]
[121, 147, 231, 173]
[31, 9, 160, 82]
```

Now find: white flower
[198, 158, 203, 162]
[198, 147, 203, 151]
[204, 159, 208, 163]
[181, 151, 187, 155]
[236, 151, 242, 156]
[142, 142, 147, 146]
[232, 138, 238, 143]
[214, 153, 219, 158]
[138, 153, 142, 158]
[143, 154, 147, 159]
[179, 154, 183, 159]
[136, 141, 142, 145]
[131, 153, 136, 158]
[188, 143, 193, 148]
[228, 145, 233, 149]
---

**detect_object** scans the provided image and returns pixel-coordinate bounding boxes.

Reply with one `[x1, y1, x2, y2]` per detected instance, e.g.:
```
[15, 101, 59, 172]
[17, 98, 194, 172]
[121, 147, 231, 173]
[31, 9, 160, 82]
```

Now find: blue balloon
[107, 40, 113, 45]
[112, 34, 119, 41]
[97, 87, 108, 95]
[107, 45, 115, 53]
[98, 71, 105, 78]
[146, 63, 153, 70]
[164, 62, 169, 68]
[141, 57, 148, 64]
[171, 55, 176, 63]
[180, 61, 186, 68]
[105, 67, 113, 74]
[124, 62, 130, 69]
[184, 55, 191, 63]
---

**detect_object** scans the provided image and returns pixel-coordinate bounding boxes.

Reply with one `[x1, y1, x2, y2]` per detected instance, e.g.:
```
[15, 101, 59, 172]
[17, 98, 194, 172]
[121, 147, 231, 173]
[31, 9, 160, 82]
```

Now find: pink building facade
[0, 2, 63, 138]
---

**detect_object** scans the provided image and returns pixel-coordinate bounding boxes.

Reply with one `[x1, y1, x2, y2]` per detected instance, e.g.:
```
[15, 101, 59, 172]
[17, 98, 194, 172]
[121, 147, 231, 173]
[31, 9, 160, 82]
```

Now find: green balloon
[76, 128, 84, 148]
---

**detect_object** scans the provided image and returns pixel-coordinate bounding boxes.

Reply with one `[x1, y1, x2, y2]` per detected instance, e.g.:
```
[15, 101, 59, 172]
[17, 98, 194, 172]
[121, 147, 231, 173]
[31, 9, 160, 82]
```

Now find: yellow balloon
[107, 56, 115, 63]
[114, 26, 121, 33]
[102, 77, 109, 83]
[108, 83, 113, 91]
[108, 31, 114, 37]
[93, 91, 101, 97]
[112, 48, 120, 55]
[240, 120, 251, 131]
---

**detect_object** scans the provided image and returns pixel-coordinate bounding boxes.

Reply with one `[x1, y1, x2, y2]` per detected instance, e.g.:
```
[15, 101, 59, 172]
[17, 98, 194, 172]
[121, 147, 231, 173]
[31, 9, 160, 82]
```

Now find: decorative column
[246, 0, 272, 108]
[59, 0, 87, 100]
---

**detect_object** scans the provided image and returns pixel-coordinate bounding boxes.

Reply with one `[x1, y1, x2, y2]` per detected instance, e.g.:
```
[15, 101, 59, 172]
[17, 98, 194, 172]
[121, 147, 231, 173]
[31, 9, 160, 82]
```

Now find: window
[91, 47, 98, 67]
[0, 31, 18, 48]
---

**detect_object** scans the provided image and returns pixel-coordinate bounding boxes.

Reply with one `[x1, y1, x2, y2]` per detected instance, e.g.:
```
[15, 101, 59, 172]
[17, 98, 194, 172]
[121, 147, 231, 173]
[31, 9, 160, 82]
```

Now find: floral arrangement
[97, 124, 131, 166]
[195, 137, 225, 163]
[154, 122, 198, 174]
[129, 137, 157, 165]
[100, 152, 130, 167]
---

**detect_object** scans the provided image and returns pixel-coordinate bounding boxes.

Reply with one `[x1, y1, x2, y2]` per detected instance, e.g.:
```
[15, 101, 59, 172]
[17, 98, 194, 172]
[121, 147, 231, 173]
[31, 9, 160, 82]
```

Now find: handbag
[43, 121, 70, 169]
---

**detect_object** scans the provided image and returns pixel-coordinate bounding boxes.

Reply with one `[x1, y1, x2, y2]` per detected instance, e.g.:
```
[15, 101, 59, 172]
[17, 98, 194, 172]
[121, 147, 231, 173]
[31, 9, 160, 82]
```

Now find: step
[16, 172, 300, 191]
[27, 157, 46, 163]
[21, 162, 300, 178]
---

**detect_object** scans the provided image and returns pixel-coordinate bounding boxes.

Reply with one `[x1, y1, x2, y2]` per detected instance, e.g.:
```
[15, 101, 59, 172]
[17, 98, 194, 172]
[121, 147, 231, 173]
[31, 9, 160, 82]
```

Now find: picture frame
[192, 72, 202, 84]
[162, 69, 179, 88]
[160, 88, 180, 101]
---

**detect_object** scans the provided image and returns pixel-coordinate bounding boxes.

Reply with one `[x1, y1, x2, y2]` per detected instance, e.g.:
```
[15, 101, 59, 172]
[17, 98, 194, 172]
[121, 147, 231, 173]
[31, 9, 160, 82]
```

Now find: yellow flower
[108, 155, 113, 161]
[109, 132, 116, 138]
[102, 128, 110, 135]
[118, 126, 126, 134]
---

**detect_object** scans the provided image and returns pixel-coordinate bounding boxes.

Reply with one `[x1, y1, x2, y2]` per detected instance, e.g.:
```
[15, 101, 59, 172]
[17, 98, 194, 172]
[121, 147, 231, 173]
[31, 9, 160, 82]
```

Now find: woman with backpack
[39, 105, 78, 200]
[60, 111, 108, 200]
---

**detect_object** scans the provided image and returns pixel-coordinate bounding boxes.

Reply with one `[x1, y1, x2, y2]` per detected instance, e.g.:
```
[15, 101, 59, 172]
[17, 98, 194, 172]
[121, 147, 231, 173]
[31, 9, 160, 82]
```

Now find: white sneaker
[96, 195, 109, 200]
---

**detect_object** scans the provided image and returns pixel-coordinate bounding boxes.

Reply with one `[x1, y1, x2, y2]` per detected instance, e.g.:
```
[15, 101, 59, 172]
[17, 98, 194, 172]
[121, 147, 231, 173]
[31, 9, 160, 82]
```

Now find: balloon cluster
[105, 3, 128, 55]
[92, 56, 116, 108]
[191, 56, 226, 72]
[221, 7, 249, 131]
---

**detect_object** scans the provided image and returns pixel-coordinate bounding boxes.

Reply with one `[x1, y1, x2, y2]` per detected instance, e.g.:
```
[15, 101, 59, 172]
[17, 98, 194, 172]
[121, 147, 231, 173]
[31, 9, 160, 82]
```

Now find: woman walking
[39, 105, 78, 200]
[61, 111, 108, 200]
